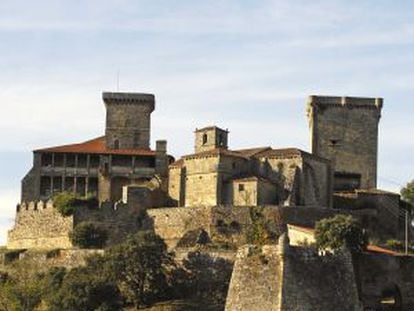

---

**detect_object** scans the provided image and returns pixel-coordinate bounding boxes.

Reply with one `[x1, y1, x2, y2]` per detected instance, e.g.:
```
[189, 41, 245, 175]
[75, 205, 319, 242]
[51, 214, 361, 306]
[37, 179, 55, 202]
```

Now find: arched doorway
[379, 285, 402, 311]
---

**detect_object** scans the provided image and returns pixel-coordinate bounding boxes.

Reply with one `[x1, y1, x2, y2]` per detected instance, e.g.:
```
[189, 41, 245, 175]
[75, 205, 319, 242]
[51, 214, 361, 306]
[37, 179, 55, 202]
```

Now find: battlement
[307, 95, 383, 110]
[102, 92, 155, 108]
[16, 200, 55, 212]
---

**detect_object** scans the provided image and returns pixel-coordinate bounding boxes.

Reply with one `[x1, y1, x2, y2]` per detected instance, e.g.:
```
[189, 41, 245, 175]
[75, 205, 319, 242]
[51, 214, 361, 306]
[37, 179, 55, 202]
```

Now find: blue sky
[1, 0, 414, 245]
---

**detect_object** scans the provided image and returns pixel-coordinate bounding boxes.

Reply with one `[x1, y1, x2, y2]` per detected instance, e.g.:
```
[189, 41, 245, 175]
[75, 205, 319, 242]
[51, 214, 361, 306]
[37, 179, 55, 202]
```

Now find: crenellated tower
[103, 92, 155, 150]
[307, 95, 383, 191]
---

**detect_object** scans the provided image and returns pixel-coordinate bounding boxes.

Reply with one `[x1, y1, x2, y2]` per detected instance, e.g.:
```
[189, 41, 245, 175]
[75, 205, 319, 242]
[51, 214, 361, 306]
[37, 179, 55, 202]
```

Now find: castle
[3, 91, 414, 310]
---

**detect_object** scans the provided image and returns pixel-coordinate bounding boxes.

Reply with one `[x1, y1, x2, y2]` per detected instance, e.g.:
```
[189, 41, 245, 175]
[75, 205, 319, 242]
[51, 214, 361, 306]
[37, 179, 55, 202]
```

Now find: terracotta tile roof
[183, 148, 250, 160]
[254, 147, 331, 163]
[233, 146, 272, 157]
[34, 136, 157, 156]
[366, 245, 399, 256]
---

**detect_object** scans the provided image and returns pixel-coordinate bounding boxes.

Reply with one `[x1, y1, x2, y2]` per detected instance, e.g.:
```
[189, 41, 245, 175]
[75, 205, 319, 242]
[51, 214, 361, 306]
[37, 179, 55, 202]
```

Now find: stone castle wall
[147, 205, 378, 249]
[225, 245, 283, 311]
[7, 201, 73, 249]
[225, 242, 361, 311]
[7, 200, 142, 250]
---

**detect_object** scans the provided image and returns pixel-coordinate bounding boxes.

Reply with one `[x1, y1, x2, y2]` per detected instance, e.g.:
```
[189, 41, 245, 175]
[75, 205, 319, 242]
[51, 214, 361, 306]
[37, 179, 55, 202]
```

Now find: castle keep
[4, 91, 414, 310]
[307, 95, 383, 190]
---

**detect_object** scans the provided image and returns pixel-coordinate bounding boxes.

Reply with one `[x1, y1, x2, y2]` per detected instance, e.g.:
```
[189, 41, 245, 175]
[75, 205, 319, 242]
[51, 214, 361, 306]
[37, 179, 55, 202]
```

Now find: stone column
[50, 176, 54, 196]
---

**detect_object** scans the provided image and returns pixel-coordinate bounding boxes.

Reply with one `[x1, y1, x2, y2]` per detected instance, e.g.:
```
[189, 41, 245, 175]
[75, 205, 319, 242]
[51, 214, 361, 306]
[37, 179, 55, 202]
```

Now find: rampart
[225, 238, 361, 311]
[7, 200, 142, 250]
[147, 205, 377, 249]
[7, 201, 73, 249]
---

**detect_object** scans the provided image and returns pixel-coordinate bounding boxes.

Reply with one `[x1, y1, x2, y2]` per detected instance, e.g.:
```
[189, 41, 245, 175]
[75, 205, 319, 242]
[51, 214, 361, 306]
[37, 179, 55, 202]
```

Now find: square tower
[103, 92, 155, 150]
[307, 96, 383, 190]
[194, 126, 229, 153]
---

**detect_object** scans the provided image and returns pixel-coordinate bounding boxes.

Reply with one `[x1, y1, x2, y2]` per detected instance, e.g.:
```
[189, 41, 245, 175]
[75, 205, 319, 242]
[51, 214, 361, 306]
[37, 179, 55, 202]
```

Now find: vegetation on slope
[0, 231, 232, 311]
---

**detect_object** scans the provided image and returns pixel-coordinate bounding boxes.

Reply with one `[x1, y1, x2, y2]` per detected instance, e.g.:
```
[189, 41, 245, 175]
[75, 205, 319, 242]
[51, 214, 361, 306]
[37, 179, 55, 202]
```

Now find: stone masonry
[307, 95, 382, 190]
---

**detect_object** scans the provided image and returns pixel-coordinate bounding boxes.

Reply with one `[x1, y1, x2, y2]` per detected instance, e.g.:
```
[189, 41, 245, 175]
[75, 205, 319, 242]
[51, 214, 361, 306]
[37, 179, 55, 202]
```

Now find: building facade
[168, 126, 333, 208]
[21, 92, 172, 203]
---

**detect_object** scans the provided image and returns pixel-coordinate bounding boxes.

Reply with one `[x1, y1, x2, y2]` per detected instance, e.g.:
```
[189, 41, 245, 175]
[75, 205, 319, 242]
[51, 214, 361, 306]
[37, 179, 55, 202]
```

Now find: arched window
[114, 139, 120, 149]
[202, 134, 208, 145]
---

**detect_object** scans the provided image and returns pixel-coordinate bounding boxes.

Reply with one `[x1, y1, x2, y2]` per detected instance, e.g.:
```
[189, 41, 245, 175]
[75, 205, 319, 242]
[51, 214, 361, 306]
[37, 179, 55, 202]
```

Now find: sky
[1, 0, 414, 245]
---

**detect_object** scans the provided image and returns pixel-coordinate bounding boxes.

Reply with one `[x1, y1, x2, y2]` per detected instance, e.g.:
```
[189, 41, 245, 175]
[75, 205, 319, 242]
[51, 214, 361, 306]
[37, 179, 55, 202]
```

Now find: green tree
[0, 260, 46, 311]
[315, 215, 368, 253]
[70, 222, 108, 249]
[105, 231, 174, 308]
[401, 180, 414, 206]
[48, 266, 122, 311]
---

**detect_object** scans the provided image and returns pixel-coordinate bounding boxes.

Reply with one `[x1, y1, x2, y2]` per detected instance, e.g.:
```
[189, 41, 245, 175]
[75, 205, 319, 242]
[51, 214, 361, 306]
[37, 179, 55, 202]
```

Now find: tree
[0, 260, 46, 311]
[105, 231, 174, 308]
[315, 215, 368, 253]
[48, 266, 122, 311]
[401, 180, 414, 206]
[70, 222, 108, 249]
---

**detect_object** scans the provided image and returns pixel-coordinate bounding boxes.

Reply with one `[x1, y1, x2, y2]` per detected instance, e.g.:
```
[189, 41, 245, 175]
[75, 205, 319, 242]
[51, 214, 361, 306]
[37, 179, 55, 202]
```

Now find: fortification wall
[0, 248, 104, 272]
[7, 200, 142, 250]
[358, 253, 414, 310]
[281, 247, 361, 310]
[147, 206, 214, 249]
[225, 241, 361, 311]
[7, 201, 73, 249]
[225, 245, 283, 311]
[147, 205, 377, 249]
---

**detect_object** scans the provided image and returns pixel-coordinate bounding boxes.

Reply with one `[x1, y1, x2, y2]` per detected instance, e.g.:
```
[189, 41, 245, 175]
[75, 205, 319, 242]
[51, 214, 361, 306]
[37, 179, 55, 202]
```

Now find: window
[218, 133, 224, 146]
[238, 184, 245, 192]
[114, 139, 120, 149]
[202, 133, 208, 145]
[329, 139, 341, 147]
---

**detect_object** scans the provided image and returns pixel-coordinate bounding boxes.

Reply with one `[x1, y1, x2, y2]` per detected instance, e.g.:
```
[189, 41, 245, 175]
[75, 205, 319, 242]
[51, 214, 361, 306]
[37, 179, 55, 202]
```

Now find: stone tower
[194, 126, 229, 153]
[103, 92, 155, 149]
[307, 96, 383, 190]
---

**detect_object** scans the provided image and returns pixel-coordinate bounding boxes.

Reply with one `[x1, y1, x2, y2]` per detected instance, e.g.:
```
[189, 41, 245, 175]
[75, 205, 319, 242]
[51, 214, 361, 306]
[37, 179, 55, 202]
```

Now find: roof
[34, 136, 157, 157]
[233, 146, 272, 157]
[183, 148, 250, 160]
[366, 245, 399, 256]
[102, 92, 155, 103]
[335, 189, 400, 197]
[287, 224, 315, 235]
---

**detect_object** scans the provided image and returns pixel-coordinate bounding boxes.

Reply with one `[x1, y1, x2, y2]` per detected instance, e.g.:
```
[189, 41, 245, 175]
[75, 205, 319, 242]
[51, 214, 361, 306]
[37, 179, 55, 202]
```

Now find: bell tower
[194, 126, 229, 153]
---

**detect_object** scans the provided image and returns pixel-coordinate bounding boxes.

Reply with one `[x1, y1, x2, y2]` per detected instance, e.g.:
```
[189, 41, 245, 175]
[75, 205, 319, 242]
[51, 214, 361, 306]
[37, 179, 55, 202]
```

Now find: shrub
[53, 192, 99, 216]
[70, 222, 108, 249]
[315, 215, 368, 253]
[48, 266, 122, 311]
[53, 192, 77, 216]
[385, 239, 405, 251]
